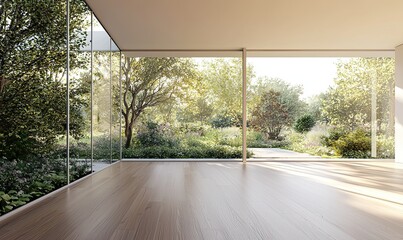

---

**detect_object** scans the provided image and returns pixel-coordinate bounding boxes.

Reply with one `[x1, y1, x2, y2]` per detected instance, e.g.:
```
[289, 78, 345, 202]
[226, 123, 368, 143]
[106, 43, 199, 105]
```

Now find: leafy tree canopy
[250, 77, 306, 122]
[0, 0, 89, 159]
[321, 58, 394, 133]
[250, 90, 290, 140]
[121, 57, 197, 148]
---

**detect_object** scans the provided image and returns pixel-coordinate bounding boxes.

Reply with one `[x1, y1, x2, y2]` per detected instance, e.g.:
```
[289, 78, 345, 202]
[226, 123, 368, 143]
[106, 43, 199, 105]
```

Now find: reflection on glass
[0, 0, 86, 215]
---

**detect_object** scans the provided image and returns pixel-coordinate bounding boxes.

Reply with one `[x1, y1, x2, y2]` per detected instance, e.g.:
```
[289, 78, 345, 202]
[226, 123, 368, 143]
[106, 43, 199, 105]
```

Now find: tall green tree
[321, 58, 394, 133]
[250, 90, 290, 140]
[202, 59, 254, 124]
[121, 57, 196, 148]
[0, 0, 89, 159]
[250, 77, 306, 122]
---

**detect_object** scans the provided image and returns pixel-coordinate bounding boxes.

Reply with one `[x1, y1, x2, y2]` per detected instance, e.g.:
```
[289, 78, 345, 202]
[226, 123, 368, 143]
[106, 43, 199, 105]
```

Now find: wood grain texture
[1, 161, 403, 240]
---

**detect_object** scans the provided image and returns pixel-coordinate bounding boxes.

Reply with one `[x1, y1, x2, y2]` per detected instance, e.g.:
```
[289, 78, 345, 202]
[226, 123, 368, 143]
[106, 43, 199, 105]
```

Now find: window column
[395, 44, 403, 162]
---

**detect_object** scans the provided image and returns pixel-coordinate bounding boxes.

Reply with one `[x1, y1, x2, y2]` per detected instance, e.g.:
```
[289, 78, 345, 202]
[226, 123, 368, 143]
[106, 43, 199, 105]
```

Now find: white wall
[395, 45, 403, 162]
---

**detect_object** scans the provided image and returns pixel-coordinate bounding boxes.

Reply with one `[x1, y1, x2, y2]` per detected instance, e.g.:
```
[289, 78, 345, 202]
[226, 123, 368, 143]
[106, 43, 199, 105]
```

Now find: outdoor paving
[249, 147, 318, 158]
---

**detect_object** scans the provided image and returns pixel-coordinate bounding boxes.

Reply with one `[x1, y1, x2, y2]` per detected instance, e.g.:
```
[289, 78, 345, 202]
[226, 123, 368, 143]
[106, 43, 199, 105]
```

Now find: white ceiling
[85, 0, 403, 53]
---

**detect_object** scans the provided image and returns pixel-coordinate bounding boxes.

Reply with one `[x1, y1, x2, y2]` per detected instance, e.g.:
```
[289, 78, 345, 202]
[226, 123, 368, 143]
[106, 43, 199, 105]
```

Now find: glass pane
[0, 0, 74, 215]
[93, 16, 112, 167]
[121, 57, 243, 160]
[69, 0, 92, 180]
[246, 57, 390, 159]
[375, 58, 395, 158]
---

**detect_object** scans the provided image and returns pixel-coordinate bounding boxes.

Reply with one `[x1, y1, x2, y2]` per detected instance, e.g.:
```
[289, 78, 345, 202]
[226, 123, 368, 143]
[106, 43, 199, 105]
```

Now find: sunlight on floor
[251, 162, 403, 206]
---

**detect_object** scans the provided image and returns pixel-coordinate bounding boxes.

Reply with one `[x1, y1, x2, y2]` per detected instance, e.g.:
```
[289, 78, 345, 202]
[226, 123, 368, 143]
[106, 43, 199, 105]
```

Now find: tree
[121, 57, 195, 148]
[0, 0, 87, 94]
[250, 77, 306, 122]
[0, 0, 89, 159]
[305, 93, 326, 122]
[321, 58, 394, 133]
[294, 115, 316, 133]
[175, 72, 214, 124]
[250, 90, 290, 140]
[202, 59, 254, 124]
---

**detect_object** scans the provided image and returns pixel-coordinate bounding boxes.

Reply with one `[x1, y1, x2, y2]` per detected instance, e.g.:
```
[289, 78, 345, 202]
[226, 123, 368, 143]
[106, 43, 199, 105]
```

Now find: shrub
[137, 121, 178, 147]
[0, 191, 32, 215]
[333, 129, 371, 158]
[211, 114, 234, 128]
[0, 156, 90, 216]
[123, 145, 251, 158]
[266, 140, 290, 148]
[294, 115, 316, 133]
[321, 127, 347, 147]
[92, 136, 121, 160]
[285, 126, 333, 157]
[377, 135, 395, 159]
[245, 130, 270, 148]
[179, 122, 210, 136]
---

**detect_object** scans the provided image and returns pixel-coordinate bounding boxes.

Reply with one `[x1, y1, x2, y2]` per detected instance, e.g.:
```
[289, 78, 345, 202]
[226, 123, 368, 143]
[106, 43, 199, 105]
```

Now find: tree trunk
[125, 124, 133, 149]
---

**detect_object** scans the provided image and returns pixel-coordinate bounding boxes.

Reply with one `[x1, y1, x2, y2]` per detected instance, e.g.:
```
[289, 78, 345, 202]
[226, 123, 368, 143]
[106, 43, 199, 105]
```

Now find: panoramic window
[121, 57, 244, 159]
[0, 0, 94, 215]
[246, 57, 395, 159]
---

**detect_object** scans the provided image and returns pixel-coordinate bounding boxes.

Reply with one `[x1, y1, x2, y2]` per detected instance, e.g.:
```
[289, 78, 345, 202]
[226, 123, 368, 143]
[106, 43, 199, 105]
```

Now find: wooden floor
[1, 161, 403, 240]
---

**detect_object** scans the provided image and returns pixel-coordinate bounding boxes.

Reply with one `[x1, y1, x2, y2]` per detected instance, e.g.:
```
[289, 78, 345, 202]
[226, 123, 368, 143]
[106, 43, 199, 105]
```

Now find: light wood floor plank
[1, 161, 403, 240]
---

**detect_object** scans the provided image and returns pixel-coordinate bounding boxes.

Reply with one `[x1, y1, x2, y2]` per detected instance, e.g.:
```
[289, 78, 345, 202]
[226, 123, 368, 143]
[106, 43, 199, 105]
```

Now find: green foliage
[214, 128, 289, 148]
[321, 128, 347, 148]
[294, 115, 316, 133]
[285, 129, 333, 157]
[137, 121, 178, 147]
[321, 58, 394, 133]
[121, 124, 252, 158]
[179, 122, 210, 136]
[320, 127, 372, 158]
[0, 157, 89, 216]
[180, 98, 214, 123]
[377, 135, 395, 159]
[211, 114, 234, 128]
[251, 90, 290, 140]
[0, 0, 89, 160]
[123, 145, 248, 159]
[0, 77, 88, 159]
[202, 59, 254, 122]
[121, 57, 197, 148]
[0, 190, 32, 215]
[332, 129, 371, 158]
[250, 77, 306, 122]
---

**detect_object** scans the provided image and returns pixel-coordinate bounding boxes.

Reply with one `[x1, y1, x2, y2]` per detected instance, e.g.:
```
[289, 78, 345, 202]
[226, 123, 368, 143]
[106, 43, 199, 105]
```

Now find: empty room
[1, 0, 403, 239]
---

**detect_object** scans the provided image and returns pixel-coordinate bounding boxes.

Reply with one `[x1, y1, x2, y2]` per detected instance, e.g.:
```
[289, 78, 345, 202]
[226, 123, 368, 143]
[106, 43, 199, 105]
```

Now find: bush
[266, 140, 290, 148]
[123, 145, 251, 158]
[0, 190, 32, 215]
[245, 131, 270, 148]
[294, 115, 316, 133]
[333, 129, 371, 158]
[285, 126, 333, 157]
[137, 121, 178, 147]
[179, 122, 210, 136]
[0, 156, 90, 216]
[377, 135, 395, 159]
[211, 114, 234, 128]
[321, 127, 347, 147]
[92, 136, 120, 160]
